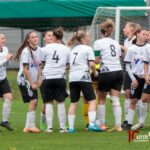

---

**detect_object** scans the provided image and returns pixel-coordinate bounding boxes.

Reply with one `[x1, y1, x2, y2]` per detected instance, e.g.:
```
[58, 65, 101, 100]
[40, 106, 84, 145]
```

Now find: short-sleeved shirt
[17, 46, 42, 85]
[69, 44, 95, 82]
[143, 44, 150, 75]
[94, 37, 122, 73]
[124, 36, 135, 49]
[124, 44, 146, 78]
[0, 47, 9, 81]
[42, 43, 70, 79]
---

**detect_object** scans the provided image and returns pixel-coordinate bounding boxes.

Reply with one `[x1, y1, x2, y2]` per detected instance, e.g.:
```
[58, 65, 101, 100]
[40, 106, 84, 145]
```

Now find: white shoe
[131, 123, 144, 130]
[45, 128, 53, 133]
[59, 128, 68, 133]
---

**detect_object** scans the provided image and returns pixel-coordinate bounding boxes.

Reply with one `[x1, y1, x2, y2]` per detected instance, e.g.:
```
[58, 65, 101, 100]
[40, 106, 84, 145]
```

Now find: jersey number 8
[110, 45, 116, 57]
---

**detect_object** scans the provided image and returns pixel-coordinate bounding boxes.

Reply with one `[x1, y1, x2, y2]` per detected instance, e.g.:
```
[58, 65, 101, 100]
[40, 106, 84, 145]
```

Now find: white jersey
[143, 44, 150, 75]
[124, 36, 135, 49]
[69, 44, 95, 82]
[42, 43, 70, 79]
[17, 46, 42, 85]
[124, 44, 146, 78]
[0, 47, 9, 81]
[94, 37, 122, 73]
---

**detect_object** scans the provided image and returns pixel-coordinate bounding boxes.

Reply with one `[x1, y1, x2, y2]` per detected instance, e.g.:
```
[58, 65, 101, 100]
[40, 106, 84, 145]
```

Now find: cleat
[122, 120, 128, 128]
[23, 128, 31, 133]
[40, 123, 47, 131]
[29, 127, 40, 133]
[123, 123, 132, 130]
[85, 123, 89, 131]
[99, 124, 110, 131]
[59, 128, 68, 133]
[131, 123, 144, 130]
[107, 126, 123, 132]
[88, 124, 104, 132]
[68, 128, 76, 133]
[45, 128, 53, 133]
[1, 121, 13, 130]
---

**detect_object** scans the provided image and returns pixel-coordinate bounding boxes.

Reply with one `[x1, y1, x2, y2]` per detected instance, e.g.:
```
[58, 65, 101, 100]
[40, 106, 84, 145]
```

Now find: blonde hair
[67, 30, 87, 47]
[127, 22, 141, 36]
[101, 19, 115, 37]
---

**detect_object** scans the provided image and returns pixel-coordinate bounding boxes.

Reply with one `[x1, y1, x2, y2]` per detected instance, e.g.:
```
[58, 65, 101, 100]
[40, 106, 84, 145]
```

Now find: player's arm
[0, 54, 13, 67]
[37, 64, 42, 87]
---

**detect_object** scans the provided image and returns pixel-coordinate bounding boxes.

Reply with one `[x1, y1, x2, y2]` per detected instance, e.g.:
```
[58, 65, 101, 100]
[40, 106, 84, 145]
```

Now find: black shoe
[1, 121, 14, 130]
[123, 123, 132, 130]
[122, 120, 128, 128]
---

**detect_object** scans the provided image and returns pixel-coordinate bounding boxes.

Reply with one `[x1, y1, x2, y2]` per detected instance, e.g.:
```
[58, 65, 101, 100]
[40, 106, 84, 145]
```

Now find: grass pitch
[0, 71, 150, 150]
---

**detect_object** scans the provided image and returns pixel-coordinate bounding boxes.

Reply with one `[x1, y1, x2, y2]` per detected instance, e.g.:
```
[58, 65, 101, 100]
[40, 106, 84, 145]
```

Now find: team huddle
[0, 19, 150, 133]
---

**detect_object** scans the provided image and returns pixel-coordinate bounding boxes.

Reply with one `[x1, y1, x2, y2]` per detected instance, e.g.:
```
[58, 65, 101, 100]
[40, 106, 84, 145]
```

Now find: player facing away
[40, 30, 54, 131]
[94, 19, 123, 131]
[15, 31, 42, 133]
[41, 27, 70, 133]
[123, 27, 148, 130]
[0, 33, 13, 131]
[121, 22, 144, 128]
[67, 30, 103, 133]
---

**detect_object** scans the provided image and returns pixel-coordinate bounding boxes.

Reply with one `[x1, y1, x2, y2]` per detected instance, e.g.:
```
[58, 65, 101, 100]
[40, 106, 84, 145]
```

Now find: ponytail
[14, 31, 35, 61]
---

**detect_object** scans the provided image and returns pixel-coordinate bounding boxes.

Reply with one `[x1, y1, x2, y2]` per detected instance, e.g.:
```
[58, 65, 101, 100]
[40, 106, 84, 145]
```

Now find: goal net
[89, 7, 150, 45]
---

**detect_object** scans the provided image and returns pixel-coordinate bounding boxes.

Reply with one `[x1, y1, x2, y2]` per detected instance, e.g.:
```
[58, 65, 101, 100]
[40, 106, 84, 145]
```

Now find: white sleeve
[93, 41, 101, 51]
[0, 59, 7, 67]
[124, 48, 132, 63]
[22, 50, 30, 64]
[41, 48, 46, 62]
[126, 63, 136, 81]
[88, 48, 95, 61]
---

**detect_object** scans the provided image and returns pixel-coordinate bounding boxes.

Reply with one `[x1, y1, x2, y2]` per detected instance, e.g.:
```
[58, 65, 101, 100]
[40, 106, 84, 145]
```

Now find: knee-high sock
[97, 104, 105, 125]
[127, 109, 135, 125]
[124, 99, 130, 121]
[57, 103, 66, 129]
[88, 111, 96, 126]
[112, 106, 122, 127]
[136, 99, 142, 123]
[83, 104, 89, 124]
[139, 103, 148, 125]
[46, 104, 54, 129]
[2, 99, 12, 122]
[68, 115, 75, 129]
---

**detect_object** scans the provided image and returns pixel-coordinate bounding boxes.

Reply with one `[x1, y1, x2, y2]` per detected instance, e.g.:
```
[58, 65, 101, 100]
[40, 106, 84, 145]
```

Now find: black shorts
[69, 81, 96, 103]
[42, 78, 66, 102]
[98, 70, 123, 92]
[123, 71, 132, 91]
[130, 75, 145, 99]
[142, 83, 150, 94]
[18, 84, 38, 103]
[0, 78, 11, 97]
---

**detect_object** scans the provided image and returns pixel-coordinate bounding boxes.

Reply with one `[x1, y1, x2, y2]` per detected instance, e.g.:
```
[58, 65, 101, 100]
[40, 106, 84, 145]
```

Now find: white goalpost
[89, 6, 150, 45]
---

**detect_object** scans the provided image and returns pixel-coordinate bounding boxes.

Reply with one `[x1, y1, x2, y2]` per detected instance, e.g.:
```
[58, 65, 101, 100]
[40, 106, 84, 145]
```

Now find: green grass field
[0, 71, 150, 150]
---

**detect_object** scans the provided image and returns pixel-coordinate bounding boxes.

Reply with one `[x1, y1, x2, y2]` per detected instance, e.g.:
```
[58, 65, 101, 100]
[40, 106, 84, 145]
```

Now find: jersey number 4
[52, 51, 59, 63]
[110, 45, 116, 57]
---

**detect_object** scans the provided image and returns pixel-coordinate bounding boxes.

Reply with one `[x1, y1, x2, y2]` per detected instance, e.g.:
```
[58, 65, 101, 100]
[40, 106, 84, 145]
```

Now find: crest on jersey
[144, 83, 147, 89]
[28, 90, 33, 97]
[130, 89, 135, 95]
